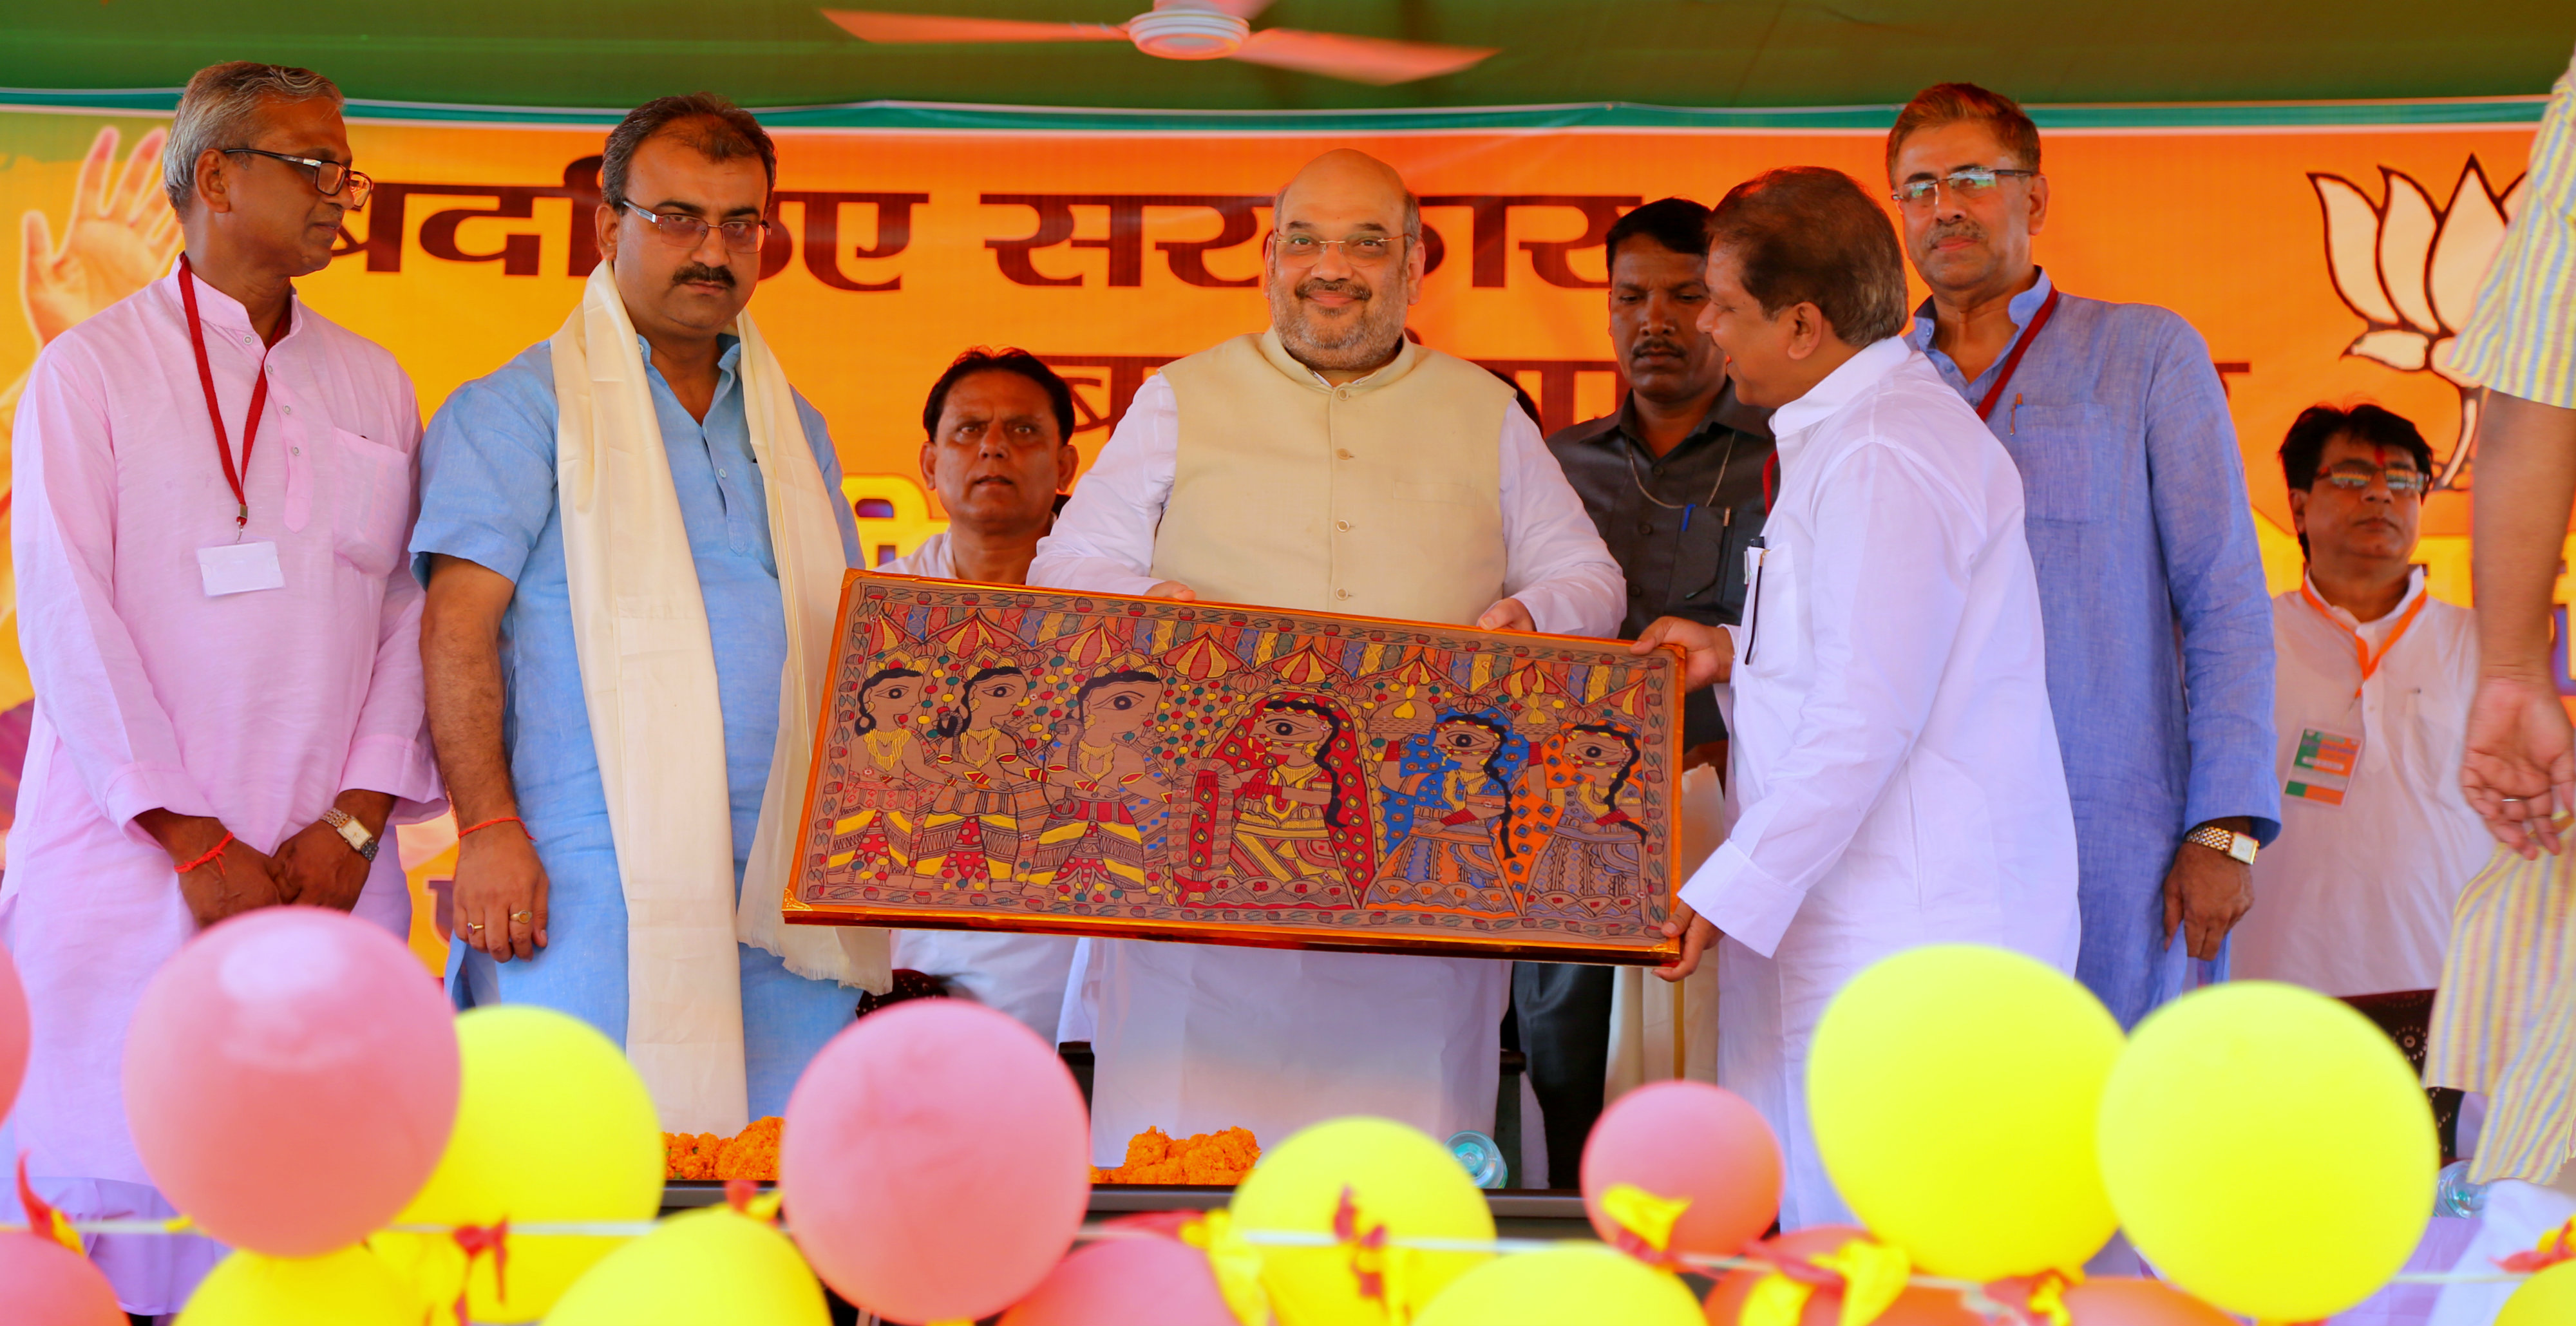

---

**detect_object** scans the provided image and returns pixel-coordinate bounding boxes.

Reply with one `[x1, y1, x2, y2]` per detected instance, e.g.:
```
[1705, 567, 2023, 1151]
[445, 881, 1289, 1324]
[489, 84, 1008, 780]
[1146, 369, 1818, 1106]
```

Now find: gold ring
[511, 910, 535, 923]
[463, 921, 485, 931]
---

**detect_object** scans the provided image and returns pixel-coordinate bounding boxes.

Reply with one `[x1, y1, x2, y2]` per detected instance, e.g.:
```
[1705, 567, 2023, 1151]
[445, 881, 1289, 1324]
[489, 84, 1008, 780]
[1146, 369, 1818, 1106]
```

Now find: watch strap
[2186, 823, 2255, 864]
[321, 807, 381, 862]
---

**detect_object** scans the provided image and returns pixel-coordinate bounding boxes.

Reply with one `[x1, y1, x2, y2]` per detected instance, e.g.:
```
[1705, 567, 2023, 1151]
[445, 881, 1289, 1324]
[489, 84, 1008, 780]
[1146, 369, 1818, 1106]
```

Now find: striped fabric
[2449, 46, 2576, 409]
[2426, 840, 2576, 1182]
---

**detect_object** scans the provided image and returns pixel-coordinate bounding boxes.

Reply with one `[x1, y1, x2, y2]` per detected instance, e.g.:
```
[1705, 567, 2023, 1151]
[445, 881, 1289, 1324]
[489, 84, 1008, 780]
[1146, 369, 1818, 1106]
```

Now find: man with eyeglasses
[413, 94, 874, 1137]
[1032, 147, 1622, 1166]
[1889, 82, 2278, 1030]
[2232, 407, 2481, 1116]
[5, 61, 434, 1315]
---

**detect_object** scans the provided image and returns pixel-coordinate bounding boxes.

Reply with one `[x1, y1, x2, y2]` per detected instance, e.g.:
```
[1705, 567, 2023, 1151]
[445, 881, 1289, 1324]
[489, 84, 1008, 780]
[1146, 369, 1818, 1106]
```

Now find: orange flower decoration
[1090, 1125, 1262, 1186]
[663, 1116, 786, 1182]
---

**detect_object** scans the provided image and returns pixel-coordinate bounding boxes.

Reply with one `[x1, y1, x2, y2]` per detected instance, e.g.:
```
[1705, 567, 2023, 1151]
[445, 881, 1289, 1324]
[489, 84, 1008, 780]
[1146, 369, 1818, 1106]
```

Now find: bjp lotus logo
[2310, 159, 2524, 488]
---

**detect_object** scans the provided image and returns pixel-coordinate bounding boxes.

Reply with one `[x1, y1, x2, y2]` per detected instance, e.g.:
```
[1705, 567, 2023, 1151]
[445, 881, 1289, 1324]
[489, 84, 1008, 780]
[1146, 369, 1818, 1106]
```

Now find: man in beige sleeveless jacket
[1030, 148, 1623, 1164]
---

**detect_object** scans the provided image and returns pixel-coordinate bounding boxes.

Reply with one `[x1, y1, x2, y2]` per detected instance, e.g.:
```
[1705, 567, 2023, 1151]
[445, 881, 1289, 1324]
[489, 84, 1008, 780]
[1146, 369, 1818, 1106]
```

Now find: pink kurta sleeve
[10, 344, 215, 837]
[337, 388, 440, 808]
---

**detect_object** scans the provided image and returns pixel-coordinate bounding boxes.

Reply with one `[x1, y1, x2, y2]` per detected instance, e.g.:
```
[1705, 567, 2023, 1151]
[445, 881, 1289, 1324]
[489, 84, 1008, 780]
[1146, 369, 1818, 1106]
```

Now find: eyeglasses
[620, 200, 770, 253]
[1273, 232, 1408, 267]
[220, 148, 372, 210]
[2321, 461, 2430, 495]
[1891, 167, 2038, 209]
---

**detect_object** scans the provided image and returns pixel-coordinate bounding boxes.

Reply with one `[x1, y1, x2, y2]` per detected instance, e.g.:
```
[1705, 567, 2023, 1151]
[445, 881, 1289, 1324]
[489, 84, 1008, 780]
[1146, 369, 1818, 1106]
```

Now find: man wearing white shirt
[1640, 166, 2079, 1227]
[1030, 147, 1624, 1162]
[2233, 405, 2485, 1010]
[878, 347, 1083, 1039]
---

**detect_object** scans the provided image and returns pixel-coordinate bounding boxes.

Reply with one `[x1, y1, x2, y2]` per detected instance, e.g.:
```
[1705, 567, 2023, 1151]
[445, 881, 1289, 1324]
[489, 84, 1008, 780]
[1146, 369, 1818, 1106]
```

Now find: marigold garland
[1090, 1125, 1262, 1186]
[662, 1116, 784, 1181]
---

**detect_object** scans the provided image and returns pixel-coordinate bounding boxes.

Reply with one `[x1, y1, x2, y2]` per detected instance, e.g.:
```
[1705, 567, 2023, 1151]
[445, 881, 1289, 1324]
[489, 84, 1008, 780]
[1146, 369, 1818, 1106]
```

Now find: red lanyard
[1974, 287, 2062, 421]
[178, 255, 273, 530]
[2300, 582, 2430, 699]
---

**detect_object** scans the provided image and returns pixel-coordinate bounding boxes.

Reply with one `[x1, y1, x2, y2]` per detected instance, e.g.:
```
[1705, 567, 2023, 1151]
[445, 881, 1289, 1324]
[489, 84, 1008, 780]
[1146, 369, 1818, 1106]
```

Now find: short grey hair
[1271, 180, 1423, 242]
[163, 62, 344, 213]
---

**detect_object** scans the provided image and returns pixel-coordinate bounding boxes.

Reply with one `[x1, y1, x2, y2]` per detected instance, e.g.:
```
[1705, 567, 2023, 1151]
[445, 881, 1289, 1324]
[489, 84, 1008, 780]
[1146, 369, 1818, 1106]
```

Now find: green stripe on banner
[0, 90, 2548, 132]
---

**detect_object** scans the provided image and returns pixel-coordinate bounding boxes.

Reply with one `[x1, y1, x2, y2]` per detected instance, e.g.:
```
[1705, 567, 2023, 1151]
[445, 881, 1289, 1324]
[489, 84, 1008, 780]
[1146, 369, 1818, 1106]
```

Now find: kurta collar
[1256, 326, 1419, 395]
[1767, 335, 1913, 455]
[1906, 265, 2056, 356]
[2300, 565, 2426, 631]
[164, 260, 303, 346]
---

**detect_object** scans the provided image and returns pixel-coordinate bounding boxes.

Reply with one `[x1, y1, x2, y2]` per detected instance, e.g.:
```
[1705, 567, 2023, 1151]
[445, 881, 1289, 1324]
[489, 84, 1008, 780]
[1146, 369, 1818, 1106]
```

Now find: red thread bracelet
[174, 831, 234, 875]
[460, 815, 527, 840]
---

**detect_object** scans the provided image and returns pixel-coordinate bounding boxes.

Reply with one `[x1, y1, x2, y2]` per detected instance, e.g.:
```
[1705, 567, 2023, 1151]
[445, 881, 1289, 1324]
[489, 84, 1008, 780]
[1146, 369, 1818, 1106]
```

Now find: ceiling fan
[819, 0, 1499, 86]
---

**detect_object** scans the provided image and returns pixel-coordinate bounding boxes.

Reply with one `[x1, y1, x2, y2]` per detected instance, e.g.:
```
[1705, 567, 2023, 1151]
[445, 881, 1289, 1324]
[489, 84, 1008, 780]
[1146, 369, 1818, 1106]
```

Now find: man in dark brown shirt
[1517, 196, 1771, 1180]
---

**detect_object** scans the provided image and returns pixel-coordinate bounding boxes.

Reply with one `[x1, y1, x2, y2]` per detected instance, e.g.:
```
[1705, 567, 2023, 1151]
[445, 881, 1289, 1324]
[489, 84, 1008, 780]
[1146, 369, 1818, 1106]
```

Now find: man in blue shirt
[1888, 83, 2279, 1027]
[413, 94, 865, 1123]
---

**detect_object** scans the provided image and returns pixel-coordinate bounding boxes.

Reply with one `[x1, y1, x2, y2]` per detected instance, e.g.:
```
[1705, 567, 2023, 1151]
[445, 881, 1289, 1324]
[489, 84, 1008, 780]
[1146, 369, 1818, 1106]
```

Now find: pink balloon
[121, 907, 459, 1256]
[0, 942, 27, 1119]
[0, 1234, 126, 1326]
[999, 1234, 1238, 1326]
[1582, 1080, 1783, 1257]
[781, 999, 1090, 1323]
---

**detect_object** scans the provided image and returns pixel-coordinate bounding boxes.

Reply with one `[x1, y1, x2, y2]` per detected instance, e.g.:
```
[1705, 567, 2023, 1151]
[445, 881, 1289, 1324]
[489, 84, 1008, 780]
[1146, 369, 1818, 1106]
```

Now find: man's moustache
[1924, 219, 1987, 247]
[1297, 278, 1371, 301]
[672, 263, 735, 288]
[1629, 339, 1689, 362]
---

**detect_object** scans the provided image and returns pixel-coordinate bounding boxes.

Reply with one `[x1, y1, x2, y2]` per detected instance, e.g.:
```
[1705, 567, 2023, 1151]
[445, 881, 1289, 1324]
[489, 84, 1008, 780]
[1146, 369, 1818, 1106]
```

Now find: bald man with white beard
[1032, 148, 1624, 1161]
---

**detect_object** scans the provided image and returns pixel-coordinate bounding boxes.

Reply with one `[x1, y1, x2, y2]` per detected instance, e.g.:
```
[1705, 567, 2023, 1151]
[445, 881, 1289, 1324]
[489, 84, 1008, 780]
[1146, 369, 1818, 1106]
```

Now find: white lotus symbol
[2311, 159, 2525, 488]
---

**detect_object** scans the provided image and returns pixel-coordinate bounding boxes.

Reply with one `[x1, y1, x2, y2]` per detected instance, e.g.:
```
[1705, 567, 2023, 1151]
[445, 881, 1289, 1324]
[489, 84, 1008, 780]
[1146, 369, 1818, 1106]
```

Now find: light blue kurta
[412, 336, 864, 1118]
[1906, 269, 2280, 1028]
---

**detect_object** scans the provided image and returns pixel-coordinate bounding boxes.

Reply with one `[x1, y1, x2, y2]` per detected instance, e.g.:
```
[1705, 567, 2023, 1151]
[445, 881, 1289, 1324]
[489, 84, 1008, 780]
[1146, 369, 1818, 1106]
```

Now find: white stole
[549, 261, 887, 1133]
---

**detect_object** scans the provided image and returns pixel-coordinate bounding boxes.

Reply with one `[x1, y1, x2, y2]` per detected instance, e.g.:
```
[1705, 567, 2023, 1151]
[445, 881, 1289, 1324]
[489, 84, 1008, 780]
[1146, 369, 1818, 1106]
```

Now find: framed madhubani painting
[784, 573, 1684, 964]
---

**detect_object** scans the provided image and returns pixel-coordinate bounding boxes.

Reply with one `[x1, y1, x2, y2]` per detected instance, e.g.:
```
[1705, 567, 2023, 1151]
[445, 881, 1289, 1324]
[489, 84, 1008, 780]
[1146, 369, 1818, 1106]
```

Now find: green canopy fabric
[3, 0, 2568, 112]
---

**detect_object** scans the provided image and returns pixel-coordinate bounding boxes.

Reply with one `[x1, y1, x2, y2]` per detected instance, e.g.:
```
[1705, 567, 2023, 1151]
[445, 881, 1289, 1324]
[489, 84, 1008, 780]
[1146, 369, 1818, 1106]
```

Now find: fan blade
[1229, 28, 1495, 84]
[820, 9, 1128, 43]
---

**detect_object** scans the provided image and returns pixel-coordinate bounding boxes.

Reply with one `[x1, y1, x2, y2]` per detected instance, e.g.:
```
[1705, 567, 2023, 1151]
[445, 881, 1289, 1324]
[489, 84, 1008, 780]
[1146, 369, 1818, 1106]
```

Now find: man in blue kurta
[413, 95, 874, 1130]
[1886, 83, 2280, 1027]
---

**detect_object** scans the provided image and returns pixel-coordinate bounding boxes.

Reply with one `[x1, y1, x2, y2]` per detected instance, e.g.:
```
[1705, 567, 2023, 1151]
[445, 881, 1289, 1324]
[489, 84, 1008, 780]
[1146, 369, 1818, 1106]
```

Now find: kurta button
[281, 404, 292, 414]
[1335, 589, 1351, 600]
[1336, 449, 1354, 460]
[1636, 521, 1653, 536]
[1335, 520, 1351, 532]
[1334, 390, 1349, 401]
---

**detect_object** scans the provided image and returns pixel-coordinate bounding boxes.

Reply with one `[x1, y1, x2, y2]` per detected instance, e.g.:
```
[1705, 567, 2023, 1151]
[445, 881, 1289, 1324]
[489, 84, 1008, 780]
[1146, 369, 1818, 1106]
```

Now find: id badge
[198, 540, 285, 597]
[2285, 726, 2360, 807]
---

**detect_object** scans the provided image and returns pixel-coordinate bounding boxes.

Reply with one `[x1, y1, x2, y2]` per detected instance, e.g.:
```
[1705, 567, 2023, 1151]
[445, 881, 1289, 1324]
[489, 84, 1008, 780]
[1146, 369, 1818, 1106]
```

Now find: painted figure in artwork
[1027, 668, 1177, 904]
[1507, 721, 1651, 923]
[914, 663, 1048, 887]
[1182, 691, 1377, 909]
[828, 666, 941, 883]
[1367, 708, 1530, 916]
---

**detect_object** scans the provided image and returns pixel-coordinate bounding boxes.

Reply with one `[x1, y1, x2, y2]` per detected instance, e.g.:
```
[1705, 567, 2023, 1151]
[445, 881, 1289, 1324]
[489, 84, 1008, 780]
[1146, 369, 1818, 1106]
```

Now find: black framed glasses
[620, 201, 770, 254]
[1891, 167, 2038, 208]
[2322, 461, 2430, 495]
[220, 148, 372, 210]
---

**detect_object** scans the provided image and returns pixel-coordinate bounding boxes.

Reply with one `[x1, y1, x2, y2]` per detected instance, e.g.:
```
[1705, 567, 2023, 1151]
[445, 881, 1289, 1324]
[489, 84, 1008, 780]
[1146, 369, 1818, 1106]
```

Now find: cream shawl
[551, 261, 888, 1133]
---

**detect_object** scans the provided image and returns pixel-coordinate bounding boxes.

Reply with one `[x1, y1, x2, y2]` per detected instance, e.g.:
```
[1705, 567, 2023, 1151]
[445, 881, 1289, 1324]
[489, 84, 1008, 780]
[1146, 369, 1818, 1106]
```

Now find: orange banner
[0, 106, 2544, 713]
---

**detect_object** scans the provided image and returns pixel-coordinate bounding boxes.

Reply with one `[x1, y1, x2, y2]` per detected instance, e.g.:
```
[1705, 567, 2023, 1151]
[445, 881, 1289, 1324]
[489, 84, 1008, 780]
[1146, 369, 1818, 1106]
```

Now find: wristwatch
[321, 807, 382, 862]
[2185, 823, 2258, 866]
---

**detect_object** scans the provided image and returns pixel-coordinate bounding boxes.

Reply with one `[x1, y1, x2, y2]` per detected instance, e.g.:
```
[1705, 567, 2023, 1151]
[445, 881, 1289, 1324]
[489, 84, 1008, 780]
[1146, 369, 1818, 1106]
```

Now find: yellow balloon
[176, 1246, 415, 1326]
[1807, 943, 2123, 1280]
[374, 1006, 664, 1324]
[2097, 981, 2434, 1322]
[2499, 1260, 2576, 1325]
[544, 1208, 828, 1326]
[1413, 1245, 1700, 1326]
[1230, 1117, 1494, 1326]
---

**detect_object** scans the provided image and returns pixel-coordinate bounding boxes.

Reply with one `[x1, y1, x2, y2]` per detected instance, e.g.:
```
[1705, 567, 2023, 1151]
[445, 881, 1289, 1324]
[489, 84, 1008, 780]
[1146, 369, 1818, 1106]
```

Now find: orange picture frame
[784, 572, 1685, 965]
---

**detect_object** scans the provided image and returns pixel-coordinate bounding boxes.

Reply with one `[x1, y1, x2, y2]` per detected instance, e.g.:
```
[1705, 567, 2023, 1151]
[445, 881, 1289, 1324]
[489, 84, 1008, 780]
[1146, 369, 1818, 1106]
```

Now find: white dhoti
[1085, 939, 1510, 1164]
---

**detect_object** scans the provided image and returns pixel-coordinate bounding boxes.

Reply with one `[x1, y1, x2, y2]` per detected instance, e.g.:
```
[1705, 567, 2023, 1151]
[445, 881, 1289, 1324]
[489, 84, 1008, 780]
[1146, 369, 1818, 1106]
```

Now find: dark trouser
[1511, 961, 1615, 1184]
[2341, 989, 2465, 1162]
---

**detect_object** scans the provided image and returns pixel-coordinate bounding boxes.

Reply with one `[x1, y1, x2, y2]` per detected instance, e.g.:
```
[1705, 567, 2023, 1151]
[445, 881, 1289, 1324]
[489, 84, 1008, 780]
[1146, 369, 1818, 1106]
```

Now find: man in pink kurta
[0, 62, 436, 1316]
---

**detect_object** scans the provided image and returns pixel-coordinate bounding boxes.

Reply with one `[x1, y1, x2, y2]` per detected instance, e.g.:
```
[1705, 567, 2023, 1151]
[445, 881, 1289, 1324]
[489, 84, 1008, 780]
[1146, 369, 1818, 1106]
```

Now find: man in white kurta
[3, 64, 437, 1314]
[1647, 167, 2078, 1229]
[1030, 149, 1623, 1162]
